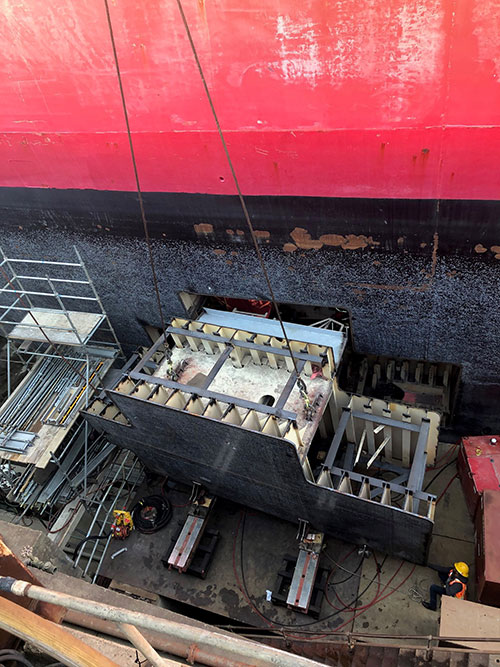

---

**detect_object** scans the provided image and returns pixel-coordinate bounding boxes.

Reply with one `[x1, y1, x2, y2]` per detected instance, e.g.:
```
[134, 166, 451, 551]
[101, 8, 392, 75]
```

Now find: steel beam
[200, 345, 232, 389]
[330, 465, 435, 505]
[407, 418, 431, 511]
[274, 361, 306, 412]
[370, 471, 409, 499]
[121, 377, 297, 420]
[323, 408, 351, 469]
[351, 410, 420, 432]
[166, 326, 324, 363]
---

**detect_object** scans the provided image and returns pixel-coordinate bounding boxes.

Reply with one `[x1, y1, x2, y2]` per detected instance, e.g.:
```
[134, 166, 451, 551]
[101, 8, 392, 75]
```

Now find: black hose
[423, 458, 456, 492]
[239, 510, 385, 629]
[72, 533, 110, 562]
[0, 649, 35, 666]
[132, 494, 172, 534]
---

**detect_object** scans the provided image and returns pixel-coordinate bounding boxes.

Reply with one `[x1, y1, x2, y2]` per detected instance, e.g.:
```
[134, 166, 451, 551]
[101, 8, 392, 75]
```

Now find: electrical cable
[423, 458, 456, 492]
[436, 472, 458, 504]
[132, 494, 172, 534]
[235, 511, 382, 632]
[232, 512, 417, 642]
[0, 649, 35, 666]
[324, 551, 364, 586]
[103, 0, 167, 339]
[174, 0, 305, 386]
[426, 440, 460, 471]
[326, 562, 417, 637]
[72, 533, 110, 561]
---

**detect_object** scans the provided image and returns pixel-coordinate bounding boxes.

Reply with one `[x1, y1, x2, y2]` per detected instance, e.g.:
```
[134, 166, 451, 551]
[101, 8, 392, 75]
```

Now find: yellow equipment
[454, 561, 469, 578]
[111, 509, 133, 540]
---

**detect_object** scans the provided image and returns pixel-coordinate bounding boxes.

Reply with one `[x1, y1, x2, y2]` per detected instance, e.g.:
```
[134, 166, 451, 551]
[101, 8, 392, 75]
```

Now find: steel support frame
[407, 418, 431, 511]
[322, 407, 430, 499]
[127, 325, 318, 420]
[122, 378, 297, 420]
[132, 327, 324, 378]
[330, 466, 435, 505]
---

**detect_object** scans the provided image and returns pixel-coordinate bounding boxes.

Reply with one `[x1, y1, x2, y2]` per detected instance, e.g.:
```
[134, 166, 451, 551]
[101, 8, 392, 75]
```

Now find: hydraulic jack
[286, 521, 325, 614]
[167, 484, 216, 574]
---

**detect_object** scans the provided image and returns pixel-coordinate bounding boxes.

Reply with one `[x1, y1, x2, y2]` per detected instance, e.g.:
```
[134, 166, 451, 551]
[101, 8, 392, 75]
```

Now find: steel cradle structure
[84, 310, 440, 564]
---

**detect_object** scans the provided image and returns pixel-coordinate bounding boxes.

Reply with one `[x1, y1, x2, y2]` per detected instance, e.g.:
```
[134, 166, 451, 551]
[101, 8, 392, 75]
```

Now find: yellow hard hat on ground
[454, 561, 469, 578]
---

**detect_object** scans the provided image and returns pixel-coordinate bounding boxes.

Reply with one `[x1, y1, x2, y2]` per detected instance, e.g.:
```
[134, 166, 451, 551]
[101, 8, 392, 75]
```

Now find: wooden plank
[440, 596, 500, 653]
[0, 594, 118, 666]
[0, 534, 63, 628]
[8, 310, 103, 346]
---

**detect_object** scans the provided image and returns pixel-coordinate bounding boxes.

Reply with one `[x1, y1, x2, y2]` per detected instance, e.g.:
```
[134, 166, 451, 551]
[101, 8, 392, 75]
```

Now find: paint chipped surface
[194, 223, 214, 235]
[290, 227, 380, 251]
[275, 14, 322, 86]
[273, 1, 444, 107]
[472, 0, 500, 79]
[491, 245, 500, 259]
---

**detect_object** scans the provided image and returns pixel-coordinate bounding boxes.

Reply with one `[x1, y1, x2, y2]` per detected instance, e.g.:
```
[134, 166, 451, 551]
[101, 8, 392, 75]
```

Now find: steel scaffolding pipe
[0, 576, 321, 667]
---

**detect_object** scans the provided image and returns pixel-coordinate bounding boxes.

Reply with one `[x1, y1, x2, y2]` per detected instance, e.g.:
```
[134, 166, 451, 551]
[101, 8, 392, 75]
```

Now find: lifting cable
[103, 0, 167, 340]
[173, 0, 308, 399]
[102, 0, 308, 399]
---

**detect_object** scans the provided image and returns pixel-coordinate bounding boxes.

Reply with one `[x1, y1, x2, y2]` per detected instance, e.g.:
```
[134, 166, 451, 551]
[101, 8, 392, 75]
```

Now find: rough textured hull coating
[83, 392, 433, 564]
[1, 187, 500, 433]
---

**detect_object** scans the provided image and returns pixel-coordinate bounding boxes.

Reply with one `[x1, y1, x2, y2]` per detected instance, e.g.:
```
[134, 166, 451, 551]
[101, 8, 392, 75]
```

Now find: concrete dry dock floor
[95, 441, 473, 642]
[350, 441, 474, 639]
[99, 490, 362, 631]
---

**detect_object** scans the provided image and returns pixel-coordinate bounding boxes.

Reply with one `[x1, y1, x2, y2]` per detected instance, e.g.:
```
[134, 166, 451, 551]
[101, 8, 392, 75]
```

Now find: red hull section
[1, 0, 500, 199]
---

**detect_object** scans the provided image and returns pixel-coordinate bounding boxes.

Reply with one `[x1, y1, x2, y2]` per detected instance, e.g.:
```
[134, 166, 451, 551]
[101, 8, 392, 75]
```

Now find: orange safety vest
[448, 571, 467, 599]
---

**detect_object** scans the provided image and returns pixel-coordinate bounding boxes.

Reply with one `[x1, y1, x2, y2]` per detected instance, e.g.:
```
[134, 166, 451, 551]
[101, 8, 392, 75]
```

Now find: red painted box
[476, 490, 500, 607]
[458, 435, 500, 520]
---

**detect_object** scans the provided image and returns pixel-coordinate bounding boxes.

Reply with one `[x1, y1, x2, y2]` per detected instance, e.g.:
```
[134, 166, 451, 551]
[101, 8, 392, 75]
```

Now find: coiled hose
[132, 494, 172, 534]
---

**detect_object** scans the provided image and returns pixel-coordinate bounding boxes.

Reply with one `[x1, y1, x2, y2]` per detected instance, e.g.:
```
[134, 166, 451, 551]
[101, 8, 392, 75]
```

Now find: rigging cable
[103, 0, 167, 340]
[173, 0, 307, 395]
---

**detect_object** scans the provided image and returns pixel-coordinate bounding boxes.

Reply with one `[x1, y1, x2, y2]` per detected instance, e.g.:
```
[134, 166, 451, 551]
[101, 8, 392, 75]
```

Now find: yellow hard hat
[454, 562, 469, 578]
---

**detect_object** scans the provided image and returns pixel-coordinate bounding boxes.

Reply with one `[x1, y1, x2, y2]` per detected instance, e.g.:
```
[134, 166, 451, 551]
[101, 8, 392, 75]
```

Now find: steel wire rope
[173, 0, 306, 388]
[103, 0, 167, 340]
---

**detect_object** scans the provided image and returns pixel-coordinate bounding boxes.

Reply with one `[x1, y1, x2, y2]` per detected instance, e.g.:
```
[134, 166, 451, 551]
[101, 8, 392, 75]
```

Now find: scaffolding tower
[0, 246, 121, 482]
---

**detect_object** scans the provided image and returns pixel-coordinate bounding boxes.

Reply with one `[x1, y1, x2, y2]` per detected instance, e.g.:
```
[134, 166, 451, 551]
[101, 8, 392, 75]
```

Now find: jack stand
[286, 528, 325, 614]
[167, 486, 215, 573]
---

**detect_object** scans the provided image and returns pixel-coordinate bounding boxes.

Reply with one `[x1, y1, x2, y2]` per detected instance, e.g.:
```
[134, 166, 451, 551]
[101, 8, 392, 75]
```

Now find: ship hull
[1, 186, 499, 433]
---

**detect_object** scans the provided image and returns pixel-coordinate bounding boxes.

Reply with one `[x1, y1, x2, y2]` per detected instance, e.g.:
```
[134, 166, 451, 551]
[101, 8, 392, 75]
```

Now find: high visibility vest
[448, 576, 467, 599]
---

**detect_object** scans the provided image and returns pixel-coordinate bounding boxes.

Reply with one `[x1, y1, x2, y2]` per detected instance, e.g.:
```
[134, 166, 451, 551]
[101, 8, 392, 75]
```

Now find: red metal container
[475, 490, 500, 607]
[458, 436, 500, 520]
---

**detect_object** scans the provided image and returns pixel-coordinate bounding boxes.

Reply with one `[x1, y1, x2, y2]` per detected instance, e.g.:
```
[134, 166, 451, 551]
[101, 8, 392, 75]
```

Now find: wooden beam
[0, 595, 118, 667]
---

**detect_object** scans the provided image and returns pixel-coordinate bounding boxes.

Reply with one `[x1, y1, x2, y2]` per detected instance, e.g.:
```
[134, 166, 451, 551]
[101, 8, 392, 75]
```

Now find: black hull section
[1, 187, 499, 433]
[83, 393, 433, 564]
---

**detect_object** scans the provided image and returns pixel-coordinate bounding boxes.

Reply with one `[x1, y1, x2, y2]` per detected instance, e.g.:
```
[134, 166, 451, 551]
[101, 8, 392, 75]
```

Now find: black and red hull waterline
[1, 0, 500, 431]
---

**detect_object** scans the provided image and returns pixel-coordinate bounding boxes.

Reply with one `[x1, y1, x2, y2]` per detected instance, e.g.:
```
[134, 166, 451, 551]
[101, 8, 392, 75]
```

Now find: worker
[421, 562, 469, 611]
